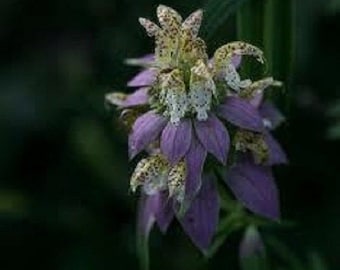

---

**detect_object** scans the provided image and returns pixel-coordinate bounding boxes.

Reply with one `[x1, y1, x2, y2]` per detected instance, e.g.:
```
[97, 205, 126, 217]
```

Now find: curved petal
[161, 120, 192, 164]
[217, 97, 264, 132]
[127, 69, 156, 87]
[259, 102, 285, 130]
[106, 87, 149, 108]
[155, 191, 174, 233]
[194, 115, 230, 165]
[138, 191, 174, 237]
[129, 111, 167, 159]
[225, 161, 280, 220]
[137, 193, 159, 238]
[123, 87, 149, 107]
[249, 92, 264, 108]
[179, 174, 219, 252]
[184, 134, 207, 201]
[263, 132, 288, 165]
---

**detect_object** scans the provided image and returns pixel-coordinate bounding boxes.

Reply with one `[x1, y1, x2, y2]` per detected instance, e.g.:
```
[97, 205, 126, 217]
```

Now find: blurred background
[1, 0, 340, 269]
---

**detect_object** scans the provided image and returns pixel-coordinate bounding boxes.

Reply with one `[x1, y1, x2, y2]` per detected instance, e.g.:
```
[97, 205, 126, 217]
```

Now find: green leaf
[263, 0, 295, 110]
[206, 210, 245, 258]
[237, 0, 265, 78]
[308, 252, 328, 270]
[266, 236, 304, 270]
[327, 100, 340, 116]
[328, 122, 340, 139]
[241, 255, 268, 270]
[202, 0, 251, 40]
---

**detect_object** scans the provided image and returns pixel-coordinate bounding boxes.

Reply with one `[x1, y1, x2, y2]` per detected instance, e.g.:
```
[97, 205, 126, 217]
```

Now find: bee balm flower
[106, 4, 288, 253]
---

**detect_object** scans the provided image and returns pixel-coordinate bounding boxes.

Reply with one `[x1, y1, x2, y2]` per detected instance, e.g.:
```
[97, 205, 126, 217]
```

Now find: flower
[106, 5, 288, 253]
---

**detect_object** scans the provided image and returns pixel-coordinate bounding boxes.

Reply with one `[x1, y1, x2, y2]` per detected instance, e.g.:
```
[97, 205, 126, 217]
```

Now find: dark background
[1, 0, 340, 269]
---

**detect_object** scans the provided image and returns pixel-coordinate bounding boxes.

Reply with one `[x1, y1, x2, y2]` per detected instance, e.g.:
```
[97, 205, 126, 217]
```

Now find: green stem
[137, 234, 150, 270]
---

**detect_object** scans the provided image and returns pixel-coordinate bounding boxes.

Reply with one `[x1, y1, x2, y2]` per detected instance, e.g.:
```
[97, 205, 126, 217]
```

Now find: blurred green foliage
[0, 0, 340, 269]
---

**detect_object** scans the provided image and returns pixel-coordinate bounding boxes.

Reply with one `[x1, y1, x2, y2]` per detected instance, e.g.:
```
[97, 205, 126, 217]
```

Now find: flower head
[106, 5, 288, 253]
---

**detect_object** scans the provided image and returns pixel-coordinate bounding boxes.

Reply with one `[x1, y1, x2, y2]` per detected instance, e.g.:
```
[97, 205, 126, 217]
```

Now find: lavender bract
[106, 5, 288, 253]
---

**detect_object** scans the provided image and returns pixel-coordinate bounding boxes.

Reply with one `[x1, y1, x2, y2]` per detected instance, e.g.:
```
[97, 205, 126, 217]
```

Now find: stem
[137, 234, 150, 270]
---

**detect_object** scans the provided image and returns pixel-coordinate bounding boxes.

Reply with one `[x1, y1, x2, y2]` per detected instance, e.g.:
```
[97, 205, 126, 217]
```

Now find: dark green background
[1, 0, 340, 269]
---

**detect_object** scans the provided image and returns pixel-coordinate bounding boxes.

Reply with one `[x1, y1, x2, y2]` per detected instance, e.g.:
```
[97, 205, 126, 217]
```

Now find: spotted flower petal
[182, 9, 203, 37]
[184, 134, 207, 201]
[180, 174, 219, 252]
[217, 97, 264, 132]
[127, 69, 156, 87]
[225, 161, 280, 220]
[194, 115, 230, 164]
[161, 119, 192, 164]
[260, 102, 285, 130]
[129, 111, 167, 159]
[263, 132, 288, 165]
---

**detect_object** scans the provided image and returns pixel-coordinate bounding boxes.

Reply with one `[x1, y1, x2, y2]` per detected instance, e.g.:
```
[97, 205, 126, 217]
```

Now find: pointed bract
[217, 96, 264, 132]
[168, 161, 186, 202]
[184, 134, 207, 201]
[130, 154, 169, 194]
[139, 17, 160, 37]
[263, 132, 288, 165]
[180, 174, 219, 252]
[157, 5, 182, 31]
[106, 87, 149, 108]
[259, 102, 285, 130]
[194, 115, 230, 164]
[137, 193, 159, 237]
[225, 161, 280, 220]
[161, 119, 192, 164]
[155, 191, 175, 233]
[129, 111, 167, 159]
[127, 69, 156, 87]
[182, 9, 203, 37]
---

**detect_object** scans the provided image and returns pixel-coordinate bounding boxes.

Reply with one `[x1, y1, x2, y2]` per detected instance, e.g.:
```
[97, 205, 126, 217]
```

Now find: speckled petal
[260, 102, 285, 130]
[184, 134, 207, 201]
[179, 174, 219, 252]
[194, 115, 230, 164]
[155, 191, 174, 233]
[182, 9, 203, 37]
[217, 97, 264, 132]
[161, 119, 192, 164]
[129, 111, 167, 159]
[225, 161, 280, 220]
[263, 132, 288, 165]
[127, 69, 156, 87]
